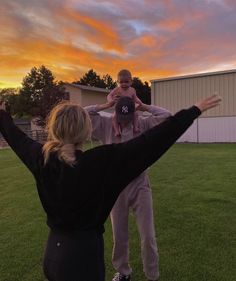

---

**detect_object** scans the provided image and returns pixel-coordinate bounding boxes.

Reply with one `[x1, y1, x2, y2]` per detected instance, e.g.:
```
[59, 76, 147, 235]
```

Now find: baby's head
[117, 69, 132, 89]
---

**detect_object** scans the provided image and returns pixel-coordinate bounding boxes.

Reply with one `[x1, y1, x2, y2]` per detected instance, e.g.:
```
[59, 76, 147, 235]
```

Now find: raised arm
[130, 87, 142, 105]
[137, 102, 172, 129]
[108, 95, 221, 193]
[84, 100, 115, 141]
[107, 87, 120, 103]
[0, 103, 42, 176]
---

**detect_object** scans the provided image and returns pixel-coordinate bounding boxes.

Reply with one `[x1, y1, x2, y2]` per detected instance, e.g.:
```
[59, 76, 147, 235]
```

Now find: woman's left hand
[0, 101, 6, 111]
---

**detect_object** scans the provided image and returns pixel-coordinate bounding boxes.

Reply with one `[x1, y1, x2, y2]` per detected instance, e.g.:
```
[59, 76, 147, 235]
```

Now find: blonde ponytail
[58, 143, 76, 166]
[43, 102, 91, 166]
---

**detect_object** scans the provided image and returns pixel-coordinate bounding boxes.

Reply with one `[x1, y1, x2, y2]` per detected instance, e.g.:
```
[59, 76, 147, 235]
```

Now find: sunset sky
[1, 0, 236, 88]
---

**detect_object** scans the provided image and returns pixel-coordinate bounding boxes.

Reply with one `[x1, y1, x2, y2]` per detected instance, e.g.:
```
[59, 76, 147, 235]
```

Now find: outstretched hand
[0, 101, 6, 111]
[194, 94, 222, 113]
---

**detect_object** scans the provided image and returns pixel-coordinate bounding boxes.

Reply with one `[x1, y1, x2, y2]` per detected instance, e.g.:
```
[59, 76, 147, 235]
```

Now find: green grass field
[0, 144, 235, 281]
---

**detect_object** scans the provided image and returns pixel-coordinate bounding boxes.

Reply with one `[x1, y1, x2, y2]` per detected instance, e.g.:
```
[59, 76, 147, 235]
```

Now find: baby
[107, 69, 142, 136]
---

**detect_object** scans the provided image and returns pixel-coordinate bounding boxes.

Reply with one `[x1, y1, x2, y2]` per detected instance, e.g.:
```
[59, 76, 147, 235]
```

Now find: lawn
[0, 144, 235, 281]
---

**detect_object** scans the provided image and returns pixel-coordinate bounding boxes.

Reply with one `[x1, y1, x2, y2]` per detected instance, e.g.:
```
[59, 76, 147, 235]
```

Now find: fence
[0, 130, 47, 148]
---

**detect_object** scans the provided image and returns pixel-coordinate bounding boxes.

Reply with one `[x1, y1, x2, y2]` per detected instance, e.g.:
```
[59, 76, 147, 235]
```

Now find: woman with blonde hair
[0, 95, 221, 281]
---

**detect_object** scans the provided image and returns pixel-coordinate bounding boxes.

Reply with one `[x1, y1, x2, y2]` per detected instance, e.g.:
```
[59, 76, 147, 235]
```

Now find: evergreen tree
[102, 74, 117, 89]
[74, 69, 117, 89]
[132, 77, 151, 104]
[19, 65, 69, 126]
[74, 69, 106, 88]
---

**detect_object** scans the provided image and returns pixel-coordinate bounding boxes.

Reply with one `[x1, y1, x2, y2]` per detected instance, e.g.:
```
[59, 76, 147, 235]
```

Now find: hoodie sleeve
[0, 110, 42, 176]
[108, 106, 201, 193]
[140, 105, 172, 131]
[84, 105, 111, 143]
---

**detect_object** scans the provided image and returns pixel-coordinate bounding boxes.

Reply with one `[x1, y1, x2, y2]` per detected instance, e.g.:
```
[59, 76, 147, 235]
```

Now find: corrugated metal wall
[177, 117, 236, 143]
[152, 70, 236, 142]
[152, 71, 236, 117]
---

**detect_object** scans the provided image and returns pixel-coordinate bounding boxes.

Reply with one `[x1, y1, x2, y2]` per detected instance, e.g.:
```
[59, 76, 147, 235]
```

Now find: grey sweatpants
[110, 183, 159, 280]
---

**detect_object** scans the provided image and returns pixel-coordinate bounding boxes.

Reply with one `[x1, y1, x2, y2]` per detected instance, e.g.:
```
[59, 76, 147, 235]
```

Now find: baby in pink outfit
[107, 69, 142, 136]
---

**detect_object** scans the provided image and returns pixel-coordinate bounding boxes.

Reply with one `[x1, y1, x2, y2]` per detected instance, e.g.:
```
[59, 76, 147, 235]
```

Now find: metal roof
[64, 83, 110, 93]
[151, 69, 236, 83]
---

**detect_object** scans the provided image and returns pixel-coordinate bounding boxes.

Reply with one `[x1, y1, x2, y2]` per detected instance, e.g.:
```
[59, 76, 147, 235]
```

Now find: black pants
[43, 229, 105, 281]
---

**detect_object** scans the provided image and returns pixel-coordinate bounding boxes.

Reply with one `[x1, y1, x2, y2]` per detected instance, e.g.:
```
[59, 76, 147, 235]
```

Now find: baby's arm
[130, 87, 142, 104]
[107, 87, 120, 102]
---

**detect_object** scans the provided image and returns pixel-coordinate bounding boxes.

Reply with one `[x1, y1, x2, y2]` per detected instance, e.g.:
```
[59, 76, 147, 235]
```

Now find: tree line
[0, 66, 151, 126]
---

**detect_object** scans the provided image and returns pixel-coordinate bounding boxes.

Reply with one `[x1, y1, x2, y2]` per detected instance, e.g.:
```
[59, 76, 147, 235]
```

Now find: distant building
[1, 85, 112, 147]
[64, 83, 110, 107]
[32, 83, 111, 131]
[151, 69, 236, 142]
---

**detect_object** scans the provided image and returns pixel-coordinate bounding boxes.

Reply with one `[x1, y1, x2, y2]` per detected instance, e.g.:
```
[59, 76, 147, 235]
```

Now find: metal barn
[151, 69, 236, 142]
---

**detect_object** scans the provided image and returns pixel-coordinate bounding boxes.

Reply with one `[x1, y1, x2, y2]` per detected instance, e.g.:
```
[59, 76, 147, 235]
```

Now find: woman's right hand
[194, 94, 222, 113]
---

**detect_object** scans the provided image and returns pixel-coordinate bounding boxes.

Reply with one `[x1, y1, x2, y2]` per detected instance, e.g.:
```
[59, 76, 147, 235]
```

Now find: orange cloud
[1, 0, 236, 89]
[158, 18, 184, 30]
[56, 7, 124, 53]
[130, 35, 157, 48]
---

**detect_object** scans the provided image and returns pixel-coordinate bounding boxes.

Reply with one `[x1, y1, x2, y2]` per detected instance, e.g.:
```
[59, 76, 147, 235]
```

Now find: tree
[74, 69, 117, 89]
[0, 88, 17, 97]
[74, 69, 106, 88]
[102, 74, 117, 89]
[19, 65, 69, 126]
[0, 88, 19, 115]
[74, 70, 151, 102]
[132, 77, 151, 104]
